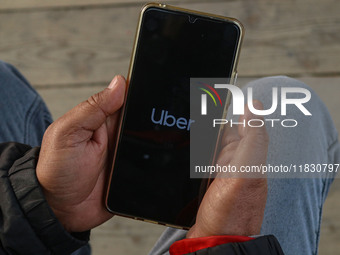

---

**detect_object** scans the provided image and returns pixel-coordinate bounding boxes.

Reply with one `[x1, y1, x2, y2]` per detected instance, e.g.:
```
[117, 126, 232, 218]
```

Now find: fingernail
[108, 76, 119, 89]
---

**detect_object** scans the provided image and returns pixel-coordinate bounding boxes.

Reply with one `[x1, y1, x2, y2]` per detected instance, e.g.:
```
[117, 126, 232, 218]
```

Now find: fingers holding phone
[187, 101, 269, 238]
[37, 76, 126, 232]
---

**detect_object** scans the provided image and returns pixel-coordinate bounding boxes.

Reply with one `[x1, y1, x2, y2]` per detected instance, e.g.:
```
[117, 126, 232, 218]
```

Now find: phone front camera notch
[188, 15, 197, 24]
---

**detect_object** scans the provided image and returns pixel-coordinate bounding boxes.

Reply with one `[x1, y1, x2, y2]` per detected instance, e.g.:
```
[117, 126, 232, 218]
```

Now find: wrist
[187, 224, 211, 238]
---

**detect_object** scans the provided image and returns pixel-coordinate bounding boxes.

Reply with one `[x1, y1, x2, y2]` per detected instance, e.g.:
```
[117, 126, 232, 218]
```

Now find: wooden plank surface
[90, 217, 164, 255]
[0, 0, 226, 11]
[0, 0, 339, 88]
[0, 0, 146, 10]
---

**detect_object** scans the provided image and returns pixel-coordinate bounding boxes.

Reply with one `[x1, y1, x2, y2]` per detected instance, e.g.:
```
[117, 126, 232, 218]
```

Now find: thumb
[61, 75, 126, 132]
[232, 100, 269, 177]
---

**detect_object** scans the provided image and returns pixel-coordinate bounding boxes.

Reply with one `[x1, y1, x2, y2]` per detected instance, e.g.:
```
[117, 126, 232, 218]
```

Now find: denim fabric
[0, 60, 90, 255]
[0, 61, 52, 147]
[149, 77, 339, 255]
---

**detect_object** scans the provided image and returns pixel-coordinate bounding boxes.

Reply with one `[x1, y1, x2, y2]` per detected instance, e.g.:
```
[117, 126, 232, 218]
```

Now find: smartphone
[106, 3, 243, 229]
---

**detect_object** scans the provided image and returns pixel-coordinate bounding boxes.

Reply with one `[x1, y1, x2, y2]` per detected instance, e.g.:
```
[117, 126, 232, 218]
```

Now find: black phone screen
[107, 6, 241, 228]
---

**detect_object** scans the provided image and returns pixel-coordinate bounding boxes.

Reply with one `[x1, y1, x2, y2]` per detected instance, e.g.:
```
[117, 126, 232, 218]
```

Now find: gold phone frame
[106, 2, 244, 230]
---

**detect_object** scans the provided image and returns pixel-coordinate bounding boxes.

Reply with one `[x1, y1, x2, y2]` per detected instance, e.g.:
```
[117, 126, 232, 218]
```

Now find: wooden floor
[1, 0, 339, 254]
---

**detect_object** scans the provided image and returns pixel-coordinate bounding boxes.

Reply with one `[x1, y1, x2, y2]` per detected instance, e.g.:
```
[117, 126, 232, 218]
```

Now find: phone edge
[105, 2, 245, 230]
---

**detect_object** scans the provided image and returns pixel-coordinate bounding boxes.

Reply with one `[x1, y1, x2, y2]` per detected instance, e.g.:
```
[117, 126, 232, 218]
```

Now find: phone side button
[143, 219, 160, 225]
[232, 71, 238, 85]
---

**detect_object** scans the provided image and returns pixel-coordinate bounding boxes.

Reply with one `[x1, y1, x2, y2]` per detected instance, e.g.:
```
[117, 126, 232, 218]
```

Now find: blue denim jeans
[149, 77, 340, 255]
[0, 60, 90, 255]
[1, 61, 339, 255]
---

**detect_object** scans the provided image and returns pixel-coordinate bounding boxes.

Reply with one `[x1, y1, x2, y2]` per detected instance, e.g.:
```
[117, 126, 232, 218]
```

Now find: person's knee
[242, 76, 326, 120]
[0, 60, 38, 101]
[0, 60, 52, 146]
[0, 60, 13, 76]
[243, 75, 312, 105]
[242, 75, 338, 148]
[245, 76, 309, 89]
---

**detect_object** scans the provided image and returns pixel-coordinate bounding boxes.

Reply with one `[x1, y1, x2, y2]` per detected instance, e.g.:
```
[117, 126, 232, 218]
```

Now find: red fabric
[169, 235, 255, 255]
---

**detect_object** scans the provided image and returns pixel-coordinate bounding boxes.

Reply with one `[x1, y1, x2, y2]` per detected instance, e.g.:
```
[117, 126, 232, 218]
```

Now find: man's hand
[188, 101, 269, 238]
[36, 76, 126, 233]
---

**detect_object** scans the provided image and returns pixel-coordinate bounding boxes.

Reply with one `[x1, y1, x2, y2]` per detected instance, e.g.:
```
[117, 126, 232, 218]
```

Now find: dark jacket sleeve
[0, 142, 89, 255]
[193, 236, 284, 255]
[170, 235, 285, 255]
